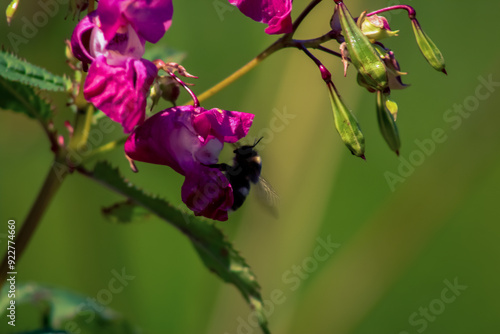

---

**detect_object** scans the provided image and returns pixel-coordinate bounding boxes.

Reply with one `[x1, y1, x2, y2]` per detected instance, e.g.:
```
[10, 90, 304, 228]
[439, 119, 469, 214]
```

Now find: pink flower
[84, 56, 157, 133]
[124, 106, 254, 221]
[70, 0, 174, 132]
[229, 0, 293, 34]
[97, 0, 173, 44]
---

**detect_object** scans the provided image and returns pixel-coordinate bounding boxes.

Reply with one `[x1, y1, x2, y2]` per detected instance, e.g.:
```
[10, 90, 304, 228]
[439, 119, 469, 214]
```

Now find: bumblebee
[209, 138, 278, 213]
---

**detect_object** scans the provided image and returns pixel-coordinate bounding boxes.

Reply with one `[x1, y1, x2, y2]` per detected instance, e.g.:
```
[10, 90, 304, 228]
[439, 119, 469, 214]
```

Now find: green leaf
[143, 45, 187, 64]
[0, 50, 70, 92]
[0, 282, 138, 334]
[79, 162, 270, 334]
[102, 200, 153, 223]
[0, 77, 53, 122]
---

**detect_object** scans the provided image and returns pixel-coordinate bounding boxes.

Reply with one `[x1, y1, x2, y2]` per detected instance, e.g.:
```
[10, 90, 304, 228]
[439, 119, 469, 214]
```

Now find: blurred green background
[1, 0, 500, 333]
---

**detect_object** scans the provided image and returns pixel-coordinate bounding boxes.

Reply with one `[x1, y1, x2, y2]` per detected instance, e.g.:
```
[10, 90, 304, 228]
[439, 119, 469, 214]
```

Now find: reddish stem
[367, 5, 416, 19]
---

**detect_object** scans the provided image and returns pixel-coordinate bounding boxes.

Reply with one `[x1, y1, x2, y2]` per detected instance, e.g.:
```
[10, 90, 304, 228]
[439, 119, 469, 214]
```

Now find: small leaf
[0, 50, 71, 92]
[0, 282, 137, 334]
[102, 200, 153, 223]
[143, 45, 187, 64]
[78, 162, 271, 334]
[0, 77, 54, 122]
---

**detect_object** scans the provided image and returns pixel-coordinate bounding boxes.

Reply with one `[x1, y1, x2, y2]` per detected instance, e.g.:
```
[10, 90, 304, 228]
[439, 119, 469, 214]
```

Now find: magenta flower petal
[71, 12, 98, 68]
[181, 167, 233, 221]
[84, 56, 158, 133]
[193, 108, 255, 143]
[124, 106, 198, 174]
[97, 0, 174, 43]
[124, 105, 255, 220]
[229, 0, 293, 34]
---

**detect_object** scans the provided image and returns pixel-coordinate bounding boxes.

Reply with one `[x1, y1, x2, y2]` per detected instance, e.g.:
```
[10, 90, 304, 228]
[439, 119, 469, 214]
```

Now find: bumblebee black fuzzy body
[209, 139, 263, 211]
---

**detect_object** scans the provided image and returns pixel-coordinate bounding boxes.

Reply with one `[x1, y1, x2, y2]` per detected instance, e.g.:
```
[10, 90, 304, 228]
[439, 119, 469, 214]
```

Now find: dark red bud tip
[442, 68, 448, 75]
[319, 65, 332, 81]
[360, 154, 366, 161]
[395, 150, 400, 157]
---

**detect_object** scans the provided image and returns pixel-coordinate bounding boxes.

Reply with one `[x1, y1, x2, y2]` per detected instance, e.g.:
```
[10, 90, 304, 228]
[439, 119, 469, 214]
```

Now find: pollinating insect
[208, 138, 278, 214]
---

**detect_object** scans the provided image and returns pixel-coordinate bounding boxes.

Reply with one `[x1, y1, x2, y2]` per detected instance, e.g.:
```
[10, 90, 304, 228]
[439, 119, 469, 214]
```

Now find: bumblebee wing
[254, 176, 280, 218]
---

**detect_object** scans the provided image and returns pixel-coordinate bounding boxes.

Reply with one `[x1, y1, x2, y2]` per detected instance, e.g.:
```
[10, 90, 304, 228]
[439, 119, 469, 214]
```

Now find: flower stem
[367, 5, 416, 19]
[192, 40, 283, 105]
[84, 136, 128, 163]
[0, 159, 68, 289]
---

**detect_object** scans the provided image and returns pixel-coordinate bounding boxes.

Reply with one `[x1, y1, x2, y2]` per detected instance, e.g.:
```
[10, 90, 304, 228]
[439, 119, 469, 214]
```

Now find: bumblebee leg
[204, 163, 231, 172]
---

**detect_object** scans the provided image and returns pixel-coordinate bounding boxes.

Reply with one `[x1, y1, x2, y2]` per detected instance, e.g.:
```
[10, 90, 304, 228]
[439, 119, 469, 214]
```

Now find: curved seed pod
[376, 91, 400, 155]
[336, 2, 388, 91]
[328, 82, 365, 159]
[411, 19, 446, 74]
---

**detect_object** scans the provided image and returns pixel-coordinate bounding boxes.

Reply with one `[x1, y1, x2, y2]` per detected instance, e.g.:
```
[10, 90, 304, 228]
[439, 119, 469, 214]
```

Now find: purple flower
[124, 105, 254, 221]
[84, 56, 157, 133]
[70, 0, 174, 132]
[97, 0, 173, 44]
[229, 0, 293, 34]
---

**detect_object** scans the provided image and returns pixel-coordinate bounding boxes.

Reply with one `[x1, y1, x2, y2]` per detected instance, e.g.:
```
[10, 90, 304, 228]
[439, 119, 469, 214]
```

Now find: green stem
[0, 70, 92, 289]
[188, 40, 283, 105]
[68, 104, 94, 151]
[0, 159, 68, 289]
[84, 136, 128, 163]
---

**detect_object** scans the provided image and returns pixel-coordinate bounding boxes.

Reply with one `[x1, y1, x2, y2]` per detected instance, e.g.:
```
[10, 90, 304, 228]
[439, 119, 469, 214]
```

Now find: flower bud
[411, 19, 446, 74]
[150, 75, 180, 110]
[361, 14, 399, 42]
[327, 82, 365, 159]
[376, 91, 400, 155]
[336, 2, 388, 91]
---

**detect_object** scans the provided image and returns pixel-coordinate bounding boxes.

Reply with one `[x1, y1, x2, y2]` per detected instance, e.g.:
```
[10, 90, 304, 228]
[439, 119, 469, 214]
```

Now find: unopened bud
[376, 91, 400, 155]
[361, 14, 399, 42]
[411, 19, 446, 74]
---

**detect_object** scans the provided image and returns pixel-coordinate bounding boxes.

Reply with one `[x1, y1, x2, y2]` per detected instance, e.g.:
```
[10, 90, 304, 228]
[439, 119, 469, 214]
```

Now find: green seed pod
[336, 3, 388, 91]
[328, 82, 365, 159]
[376, 91, 400, 155]
[411, 19, 447, 74]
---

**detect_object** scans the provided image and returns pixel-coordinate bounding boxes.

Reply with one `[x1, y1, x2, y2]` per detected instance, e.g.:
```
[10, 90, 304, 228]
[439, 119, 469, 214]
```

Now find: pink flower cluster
[71, 0, 289, 220]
